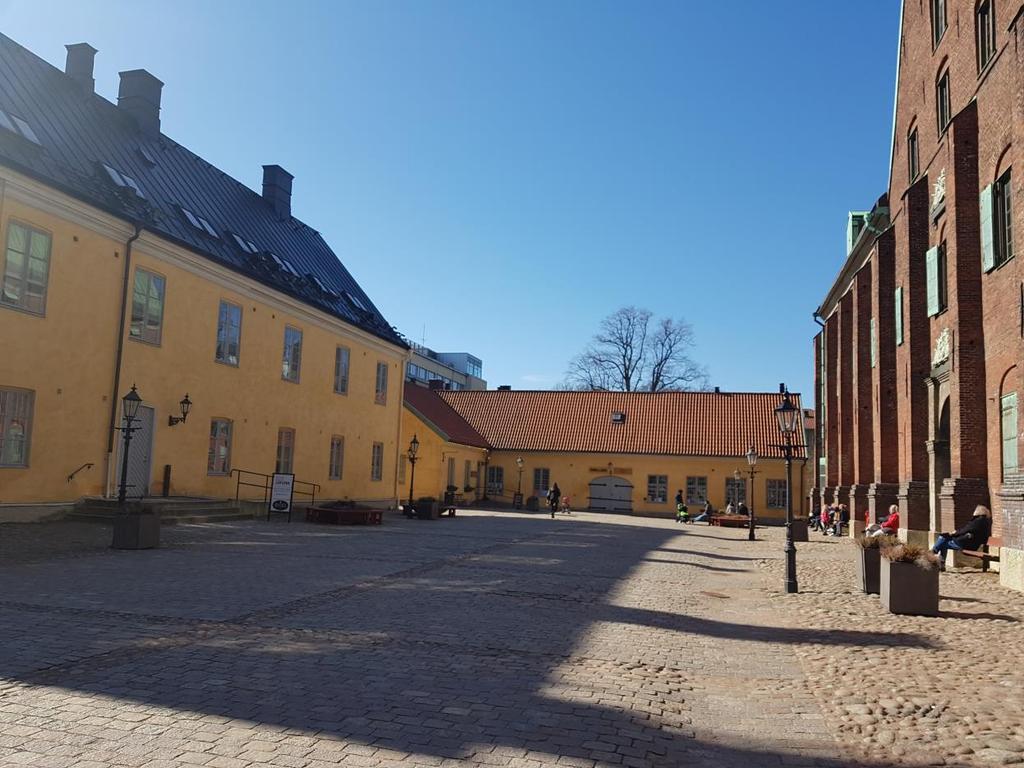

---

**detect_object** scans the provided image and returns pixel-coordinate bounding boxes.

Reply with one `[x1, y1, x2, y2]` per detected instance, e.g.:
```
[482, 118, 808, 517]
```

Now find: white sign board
[269, 473, 295, 518]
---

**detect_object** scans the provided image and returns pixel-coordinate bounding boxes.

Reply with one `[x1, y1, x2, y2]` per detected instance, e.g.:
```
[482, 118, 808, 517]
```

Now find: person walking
[547, 483, 561, 519]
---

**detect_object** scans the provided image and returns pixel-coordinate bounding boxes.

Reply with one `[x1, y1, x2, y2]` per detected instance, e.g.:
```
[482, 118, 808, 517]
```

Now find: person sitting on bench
[865, 505, 899, 537]
[932, 506, 992, 571]
[692, 500, 714, 524]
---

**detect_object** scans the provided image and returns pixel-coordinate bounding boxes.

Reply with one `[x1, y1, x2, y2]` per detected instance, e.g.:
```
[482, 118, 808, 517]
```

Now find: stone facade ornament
[931, 168, 947, 213]
[932, 328, 951, 367]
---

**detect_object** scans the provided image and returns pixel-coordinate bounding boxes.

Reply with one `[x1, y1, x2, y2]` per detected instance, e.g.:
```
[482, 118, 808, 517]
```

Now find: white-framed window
[282, 326, 302, 382]
[931, 0, 947, 47]
[0, 387, 34, 467]
[207, 419, 232, 475]
[1002, 393, 1018, 479]
[334, 346, 350, 394]
[533, 468, 550, 494]
[487, 465, 504, 495]
[276, 428, 295, 475]
[685, 476, 708, 505]
[725, 477, 746, 507]
[647, 474, 668, 503]
[375, 362, 388, 405]
[464, 460, 472, 490]
[936, 69, 951, 133]
[130, 268, 165, 345]
[767, 479, 788, 509]
[215, 300, 242, 366]
[447, 457, 456, 488]
[976, 0, 996, 71]
[329, 436, 344, 481]
[1, 221, 51, 315]
[371, 442, 384, 481]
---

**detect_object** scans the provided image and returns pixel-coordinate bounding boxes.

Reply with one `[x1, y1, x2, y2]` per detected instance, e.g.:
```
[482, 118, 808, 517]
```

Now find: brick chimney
[64, 43, 97, 93]
[262, 165, 293, 220]
[117, 69, 163, 137]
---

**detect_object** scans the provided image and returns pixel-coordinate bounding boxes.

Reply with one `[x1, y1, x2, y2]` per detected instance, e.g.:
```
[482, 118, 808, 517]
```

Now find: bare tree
[563, 306, 708, 392]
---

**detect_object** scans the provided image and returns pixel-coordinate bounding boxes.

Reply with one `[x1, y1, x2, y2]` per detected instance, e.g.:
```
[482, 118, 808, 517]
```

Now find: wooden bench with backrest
[960, 535, 1002, 572]
[711, 514, 750, 528]
[306, 505, 383, 525]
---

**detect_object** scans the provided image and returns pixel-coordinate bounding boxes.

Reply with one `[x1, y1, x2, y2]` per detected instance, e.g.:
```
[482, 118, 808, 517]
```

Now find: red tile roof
[404, 382, 489, 448]
[438, 390, 808, 459]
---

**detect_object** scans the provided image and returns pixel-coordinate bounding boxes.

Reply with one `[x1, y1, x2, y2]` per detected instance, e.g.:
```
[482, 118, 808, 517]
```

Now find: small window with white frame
[647, 475, 668, 503]
[282, 326, 302, 382]
[130, 268, 165, 345]
[375, 362, 388, 405]
[1, 220, 52, 315]
[371, 442, 384, 481]
[334, 346, 350, 394]
[329, 436, 344, 481]
[0, 386, 34, 467]
[685, 476, 708, 505]
[207, 418, 232, 475]
[767, 479, 788, 509]
[215, 300, 242, 366]
[533, 468, 550, 494]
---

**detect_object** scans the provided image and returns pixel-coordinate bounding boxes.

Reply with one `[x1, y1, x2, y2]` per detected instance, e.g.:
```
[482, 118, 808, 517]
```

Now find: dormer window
[231, 233, 259, 254]
[611, 411, 626, 424]
[138, 145, 157, 167]
[268, 252, 299, 277]
[102, 163, 144, 198]
[0, 111, 41, 145]
[181, 207, 218, 238]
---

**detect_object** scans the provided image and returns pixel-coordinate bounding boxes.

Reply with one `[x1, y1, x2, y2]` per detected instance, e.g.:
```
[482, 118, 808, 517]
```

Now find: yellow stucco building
[0, 36, 407, 514]
[402, 386, 810, 520]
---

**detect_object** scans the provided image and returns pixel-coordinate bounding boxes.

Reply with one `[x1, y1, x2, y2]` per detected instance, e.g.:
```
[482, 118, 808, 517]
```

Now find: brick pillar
[834, 291, 855, 512]
[869, 229, 899, 523]
[848, 263, 874, 532]
[896, 177, 931, 533]
[939, 101, 990, 533]
[825, 311, 839, 506]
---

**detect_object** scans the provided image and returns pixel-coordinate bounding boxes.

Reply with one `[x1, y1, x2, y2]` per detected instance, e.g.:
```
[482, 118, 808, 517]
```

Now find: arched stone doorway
[588, 476, 633, 512]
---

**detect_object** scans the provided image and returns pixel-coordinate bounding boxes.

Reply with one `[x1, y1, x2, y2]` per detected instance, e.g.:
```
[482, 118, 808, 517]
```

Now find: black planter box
[881, 558, 939, 616]
[112, 508, 160, 550]
[856, 546, 881, 594]
[791, 518, 809, 542]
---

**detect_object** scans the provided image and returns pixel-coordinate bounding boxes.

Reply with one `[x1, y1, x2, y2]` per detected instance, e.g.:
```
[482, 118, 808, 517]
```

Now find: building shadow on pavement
[0, 515, 926, 767]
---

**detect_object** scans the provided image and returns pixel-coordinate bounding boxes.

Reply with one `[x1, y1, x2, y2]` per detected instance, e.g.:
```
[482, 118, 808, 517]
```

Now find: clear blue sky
[1, 0, 900, 400]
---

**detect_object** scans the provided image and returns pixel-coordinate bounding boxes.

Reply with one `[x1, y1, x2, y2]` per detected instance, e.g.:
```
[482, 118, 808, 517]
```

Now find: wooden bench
[306, 506, 383, 525]
[711, 514, 750, 528]
[960, 535, 1002, 572]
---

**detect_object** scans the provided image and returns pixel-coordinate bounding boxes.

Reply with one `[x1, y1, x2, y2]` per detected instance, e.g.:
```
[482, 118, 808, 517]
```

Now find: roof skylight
[344, 291, 367, 311]
[309, 274, 337, 296]
[102, 163, 144, 198]
[138, 145, 157, 166]
[267, 252, 300, 277]
[0, 111, 41, 144]
[180, 207, 219, 238]
[231, 233, 259, 254]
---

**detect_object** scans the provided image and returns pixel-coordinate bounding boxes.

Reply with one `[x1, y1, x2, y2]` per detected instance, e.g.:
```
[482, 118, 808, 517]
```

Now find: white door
[588, 476, 633, 512]
[117, 405, 154, 498]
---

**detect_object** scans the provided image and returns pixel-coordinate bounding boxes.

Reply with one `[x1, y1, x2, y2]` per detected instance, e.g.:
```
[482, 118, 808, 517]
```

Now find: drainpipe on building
[812, 311, 825, 328]
[104, 222, 143, 498]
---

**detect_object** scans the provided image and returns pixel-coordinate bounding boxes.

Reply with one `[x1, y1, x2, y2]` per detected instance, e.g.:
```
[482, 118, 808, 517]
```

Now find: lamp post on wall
[407, 435, 419, 513]
[515, 456, 524, 509]
[775, 388, 802, 594]
[481, 448, 491, 502]
[746, 446, 759, 541]
[167, 393, 192, 427]
[116, 385, 143, 506]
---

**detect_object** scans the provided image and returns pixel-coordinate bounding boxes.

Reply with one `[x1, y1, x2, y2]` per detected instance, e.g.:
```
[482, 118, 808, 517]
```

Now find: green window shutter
[981, 184, 995, 272]
[870, 317, 877, 368]
[926, 246, 939, 316]
[895, 287, 904, 346]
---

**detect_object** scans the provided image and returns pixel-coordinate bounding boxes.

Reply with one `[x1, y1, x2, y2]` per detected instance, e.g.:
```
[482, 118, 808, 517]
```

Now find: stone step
[70, 497, 251, 525]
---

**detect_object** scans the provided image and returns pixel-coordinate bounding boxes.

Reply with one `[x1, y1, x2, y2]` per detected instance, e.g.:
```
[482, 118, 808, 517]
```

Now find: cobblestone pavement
[0, 511, 1020, 767]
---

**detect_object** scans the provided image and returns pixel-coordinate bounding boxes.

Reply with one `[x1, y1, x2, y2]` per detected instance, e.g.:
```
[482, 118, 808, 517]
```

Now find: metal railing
[231, 468, 320, 508]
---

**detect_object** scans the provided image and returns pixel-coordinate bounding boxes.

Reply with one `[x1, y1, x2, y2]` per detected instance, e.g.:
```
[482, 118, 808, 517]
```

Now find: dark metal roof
[0, 33, 405, 348]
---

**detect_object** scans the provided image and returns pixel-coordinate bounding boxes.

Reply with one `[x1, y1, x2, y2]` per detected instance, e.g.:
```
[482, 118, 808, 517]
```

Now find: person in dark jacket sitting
[932, 505, 992, 570]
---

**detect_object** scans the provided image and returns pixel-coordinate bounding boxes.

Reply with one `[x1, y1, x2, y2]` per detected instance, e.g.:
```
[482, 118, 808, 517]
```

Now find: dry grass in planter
[881, 542, 940, 570]
[855, 534, 897, 549]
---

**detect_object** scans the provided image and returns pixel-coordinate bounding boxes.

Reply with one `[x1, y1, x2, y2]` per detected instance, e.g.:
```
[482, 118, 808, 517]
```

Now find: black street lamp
[407, 435, 419, 514]
[516, 456, 524, 494]
[481, 448, 491, 502]
[167, 393, 192, 427]
[746, 446, 759, 541]
[775, 388, 802, 594]
[116, 385, 143, 505]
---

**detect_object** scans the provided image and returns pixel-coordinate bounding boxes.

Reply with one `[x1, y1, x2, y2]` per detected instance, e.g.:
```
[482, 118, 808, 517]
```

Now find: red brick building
[813, 0, 1024, 592]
